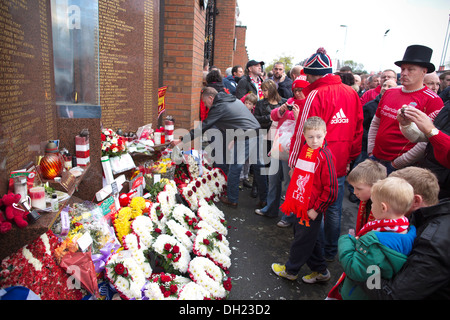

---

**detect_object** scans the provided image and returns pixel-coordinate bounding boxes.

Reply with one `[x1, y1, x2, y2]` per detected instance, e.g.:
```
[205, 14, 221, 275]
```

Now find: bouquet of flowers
[101, 128, 127, 157]
[188, 256, 232, 300]
[193, 229, 231, 271]
[151, 234, 190, 275]
[143, 272, 190, 299]
[0, 231, 84, 300]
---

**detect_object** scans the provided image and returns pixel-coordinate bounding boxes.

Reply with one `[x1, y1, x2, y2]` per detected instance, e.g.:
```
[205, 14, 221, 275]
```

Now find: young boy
[243, 93, 258, 113]
[346, 159, 387, 234]
[337, 176, 417, 300]
[272, 116, 338, 283]
[240, 93, 258, 188]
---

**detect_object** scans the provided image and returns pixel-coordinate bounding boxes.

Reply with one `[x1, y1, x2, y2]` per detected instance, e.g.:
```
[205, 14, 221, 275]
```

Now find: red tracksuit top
[289, 74, 364, 178]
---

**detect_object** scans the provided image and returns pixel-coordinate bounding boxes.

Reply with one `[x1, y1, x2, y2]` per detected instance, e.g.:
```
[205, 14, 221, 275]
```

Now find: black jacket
[364, 198, 450, 300]
[253, 98, 287, 130]
[235, 75, 263, 99]
[184, 92, 260, 141]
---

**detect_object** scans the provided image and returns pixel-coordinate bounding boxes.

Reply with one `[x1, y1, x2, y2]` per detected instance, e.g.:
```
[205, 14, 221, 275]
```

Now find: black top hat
[394, 45, 435, 73]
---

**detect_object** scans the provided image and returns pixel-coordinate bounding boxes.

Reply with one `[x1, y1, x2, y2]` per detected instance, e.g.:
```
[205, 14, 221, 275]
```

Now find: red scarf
[280, 143, 320, 227]
[250, 76, 264, 100]
[355, 200, 375, 234]
[326, 216, 410, 300]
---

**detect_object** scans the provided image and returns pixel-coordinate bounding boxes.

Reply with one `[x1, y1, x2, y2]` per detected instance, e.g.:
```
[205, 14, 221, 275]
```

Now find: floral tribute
[1, 147, 234, 300]
[188, 256, 232, 300]
[151, 234, 190, 275]
[101, 128, 127, 157]
[179, 167, 227, 211]
[143, 273, 190, 300]
[193, 229, 231, 271]
[0, 231, 83, 300]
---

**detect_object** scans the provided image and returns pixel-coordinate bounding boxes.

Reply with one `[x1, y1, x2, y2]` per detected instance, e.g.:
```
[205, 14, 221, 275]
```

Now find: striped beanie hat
[303, 48, 332, 75]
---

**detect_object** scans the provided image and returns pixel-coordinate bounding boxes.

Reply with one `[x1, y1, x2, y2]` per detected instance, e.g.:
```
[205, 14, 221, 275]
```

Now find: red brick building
[162, 0, 249, 131]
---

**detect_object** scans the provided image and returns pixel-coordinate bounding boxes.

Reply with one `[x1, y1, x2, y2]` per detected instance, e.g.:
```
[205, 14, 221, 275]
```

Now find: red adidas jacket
[288, 74, 363, 177]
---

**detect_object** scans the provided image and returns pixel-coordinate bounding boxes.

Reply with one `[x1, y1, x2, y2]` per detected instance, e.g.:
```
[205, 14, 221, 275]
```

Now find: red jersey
[373, 86, 443, 161]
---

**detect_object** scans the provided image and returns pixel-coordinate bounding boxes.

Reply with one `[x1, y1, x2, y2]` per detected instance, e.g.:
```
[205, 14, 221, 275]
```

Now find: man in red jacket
[288, 48, 363, 262]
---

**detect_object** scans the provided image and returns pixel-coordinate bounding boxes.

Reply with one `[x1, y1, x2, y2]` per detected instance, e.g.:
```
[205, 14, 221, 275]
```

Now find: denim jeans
[260, 159, 290, 217]
[321, 175, 345, 259]
[226, 136, 259, 204]
[369, 155, 397, 175]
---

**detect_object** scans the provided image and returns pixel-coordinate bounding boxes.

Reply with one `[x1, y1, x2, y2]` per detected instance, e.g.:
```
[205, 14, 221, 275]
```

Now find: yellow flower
[130, 197, 146, 211]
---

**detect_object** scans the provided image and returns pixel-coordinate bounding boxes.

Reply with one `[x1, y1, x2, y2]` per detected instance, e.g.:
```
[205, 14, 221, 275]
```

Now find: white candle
[29, 186, 46, 210]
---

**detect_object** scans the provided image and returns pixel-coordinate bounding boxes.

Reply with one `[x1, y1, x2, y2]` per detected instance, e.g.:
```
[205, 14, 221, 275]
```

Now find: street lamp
[340, 25, 348, 66]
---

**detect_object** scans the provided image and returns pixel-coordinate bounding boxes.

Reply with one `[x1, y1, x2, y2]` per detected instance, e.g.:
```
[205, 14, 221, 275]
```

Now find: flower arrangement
[143, 273, 190, 300]
[151, 234, 190, 275]
[130, 215, 155, 249]
[169, 203, 200, 234]
[122, 233, 152, 278]
[197, 199, 228, 236]
[188, 256, 232, 300]
[166, 219, 195, 252]
[178, 281, 212, 300]
[0, 231, 84, 300]
[101, 128, 127, 157]
[113, 206, 142, 245]
[105, 250, 147, 300]
[193, 229, 231, 271]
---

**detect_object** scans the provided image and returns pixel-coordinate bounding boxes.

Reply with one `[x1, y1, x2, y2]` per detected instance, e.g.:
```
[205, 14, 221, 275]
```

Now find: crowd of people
[174, 44, 449, 299]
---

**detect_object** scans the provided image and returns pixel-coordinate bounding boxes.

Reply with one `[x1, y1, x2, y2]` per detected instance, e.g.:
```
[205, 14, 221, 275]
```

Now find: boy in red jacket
[272, 116, 338, 283]
[289, 48, 364, 261]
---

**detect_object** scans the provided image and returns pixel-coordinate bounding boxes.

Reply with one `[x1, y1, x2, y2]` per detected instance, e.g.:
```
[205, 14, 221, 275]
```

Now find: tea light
[29, 186, 46, 210]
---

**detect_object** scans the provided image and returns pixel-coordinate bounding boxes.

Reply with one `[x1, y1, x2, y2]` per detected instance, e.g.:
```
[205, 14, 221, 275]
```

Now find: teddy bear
[1, 193, 28, 229]
[0, 199, 12, 234]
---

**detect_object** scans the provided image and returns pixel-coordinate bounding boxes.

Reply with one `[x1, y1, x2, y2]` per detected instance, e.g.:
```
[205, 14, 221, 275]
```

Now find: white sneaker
[276, 220, 292, 228]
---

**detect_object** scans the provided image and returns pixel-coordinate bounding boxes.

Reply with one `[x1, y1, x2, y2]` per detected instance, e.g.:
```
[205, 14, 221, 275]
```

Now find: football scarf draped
[355, 200, 375, 234]
[326, 216, 410, 300]
[280, 144, 320, 227]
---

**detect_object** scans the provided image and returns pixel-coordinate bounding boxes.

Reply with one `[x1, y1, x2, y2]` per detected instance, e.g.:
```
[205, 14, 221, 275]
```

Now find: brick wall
[234, 25, 249, 69]
[213, 0, 237, 74]
[163, 0, 205, 131]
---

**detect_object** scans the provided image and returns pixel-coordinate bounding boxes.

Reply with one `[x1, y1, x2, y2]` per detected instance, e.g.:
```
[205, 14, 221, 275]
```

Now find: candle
[29, 186, 46, 210]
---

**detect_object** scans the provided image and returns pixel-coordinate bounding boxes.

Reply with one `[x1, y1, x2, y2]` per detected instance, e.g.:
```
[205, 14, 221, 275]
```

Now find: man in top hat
[368, 44, 444, 174]
[282, 47, 363, 277]
[235, 60, 265, 100]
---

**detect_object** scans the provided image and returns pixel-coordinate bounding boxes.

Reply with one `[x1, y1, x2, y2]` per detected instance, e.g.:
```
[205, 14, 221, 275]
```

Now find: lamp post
[380, 29, 390, 71]
[340, 25, 348, 66]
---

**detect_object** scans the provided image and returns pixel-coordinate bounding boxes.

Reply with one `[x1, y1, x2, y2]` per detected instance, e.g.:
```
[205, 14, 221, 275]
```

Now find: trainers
[302, 269, 331, 284]
[271, 263, 298, 281]
[276, 220, 292, 228]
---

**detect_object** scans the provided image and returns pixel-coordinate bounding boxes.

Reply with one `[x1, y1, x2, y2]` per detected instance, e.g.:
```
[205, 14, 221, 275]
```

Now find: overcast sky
[236, 0, 450, 73]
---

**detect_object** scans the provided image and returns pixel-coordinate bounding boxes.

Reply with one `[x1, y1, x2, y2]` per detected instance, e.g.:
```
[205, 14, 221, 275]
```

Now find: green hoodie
[338, 230, 414, 300]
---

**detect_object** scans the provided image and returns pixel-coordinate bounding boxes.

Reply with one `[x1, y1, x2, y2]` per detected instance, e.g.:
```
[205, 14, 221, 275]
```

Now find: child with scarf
[346, 159, 387, 234]
[334, 176, 417, 300]
[272, 116, 338, 283]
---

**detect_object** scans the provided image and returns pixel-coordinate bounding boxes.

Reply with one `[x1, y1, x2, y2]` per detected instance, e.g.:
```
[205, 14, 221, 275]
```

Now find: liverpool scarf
[326, 216, 410, 300]
[280, 143, 320, 227]
[355, 200, 375, 234]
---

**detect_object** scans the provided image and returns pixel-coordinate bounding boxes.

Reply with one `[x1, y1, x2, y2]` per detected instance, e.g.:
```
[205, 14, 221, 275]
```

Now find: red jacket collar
[303, 74, 342, 96]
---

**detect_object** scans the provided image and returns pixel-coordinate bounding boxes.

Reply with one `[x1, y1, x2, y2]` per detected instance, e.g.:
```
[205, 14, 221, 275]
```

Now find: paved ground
[216, 179, 359, 301]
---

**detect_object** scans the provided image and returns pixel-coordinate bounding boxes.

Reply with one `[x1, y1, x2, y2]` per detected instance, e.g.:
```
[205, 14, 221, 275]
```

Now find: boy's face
[350, 181, 372, 202]
[244, 100, 255, 111]
[303, 128, 326, 150]
[370, 195, 388, 220]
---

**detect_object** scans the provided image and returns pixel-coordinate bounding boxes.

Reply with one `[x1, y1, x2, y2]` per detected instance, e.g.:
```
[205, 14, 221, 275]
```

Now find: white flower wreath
[193, 228, 231, 270]
[105, 250, 147, 300]
[178, 281, 212, 300]
[152, 234, 190, 274]
[197, 199, 228, 236]
[122, 233, 152, 278]
[188, 256, 232, 299]
[131, 215, 155, 249]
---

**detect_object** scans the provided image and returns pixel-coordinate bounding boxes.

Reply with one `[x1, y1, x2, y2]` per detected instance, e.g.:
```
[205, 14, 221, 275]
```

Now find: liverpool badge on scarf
[280, 144, 320, 226]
